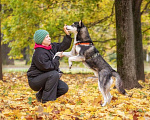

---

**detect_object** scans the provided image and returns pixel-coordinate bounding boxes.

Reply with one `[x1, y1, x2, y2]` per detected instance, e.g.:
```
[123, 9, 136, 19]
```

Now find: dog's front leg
[68, 56, 85, 69]
[53, 51, 73, 59]
[53, 52, 65, 59]
[63, 52, 73, 57]
[53, 52, 61, 59]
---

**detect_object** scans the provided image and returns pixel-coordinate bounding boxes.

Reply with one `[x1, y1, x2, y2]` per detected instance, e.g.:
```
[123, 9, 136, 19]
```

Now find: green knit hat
[34, 30, 49, 44]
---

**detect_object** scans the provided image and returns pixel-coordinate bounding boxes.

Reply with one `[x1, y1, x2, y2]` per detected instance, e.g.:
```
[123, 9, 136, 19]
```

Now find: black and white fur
[55, 21, 126, 106]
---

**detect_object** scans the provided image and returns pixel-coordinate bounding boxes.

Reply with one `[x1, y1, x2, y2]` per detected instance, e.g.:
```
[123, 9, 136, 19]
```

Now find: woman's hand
[64, 24, 70, 35]
[56, 51, 64, 58]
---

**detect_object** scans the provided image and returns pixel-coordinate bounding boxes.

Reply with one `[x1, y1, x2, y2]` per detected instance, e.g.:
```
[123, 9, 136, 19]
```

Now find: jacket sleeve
[33, 53, 60, 72]
[56, 35, 72, 52]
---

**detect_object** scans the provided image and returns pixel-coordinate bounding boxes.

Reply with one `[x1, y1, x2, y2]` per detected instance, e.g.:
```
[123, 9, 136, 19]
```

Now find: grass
[144, 62, 150, 72]
[2, 60, 150, 73]
[2, 60, 93, 74]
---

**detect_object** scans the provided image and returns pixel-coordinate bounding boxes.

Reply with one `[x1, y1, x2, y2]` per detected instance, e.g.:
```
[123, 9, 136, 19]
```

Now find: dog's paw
[53, 52, 61, 59]
[101, 101, 107, 107]
[69, 65, 72, 69]
[107, 95, 113, 104]
[69, 61, 72, 69]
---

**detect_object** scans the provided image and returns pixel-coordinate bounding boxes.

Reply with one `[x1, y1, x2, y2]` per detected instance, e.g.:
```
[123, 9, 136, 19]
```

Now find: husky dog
[55, 21, 126, 106]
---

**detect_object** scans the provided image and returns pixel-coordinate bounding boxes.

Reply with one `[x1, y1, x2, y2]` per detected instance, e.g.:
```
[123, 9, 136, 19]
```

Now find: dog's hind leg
[98, 80, 107, 107]
[106, 78, 113, 104]
[98, 70, 112, 106]
[94, 71, 98, 77]
[87, 71, 98, 79]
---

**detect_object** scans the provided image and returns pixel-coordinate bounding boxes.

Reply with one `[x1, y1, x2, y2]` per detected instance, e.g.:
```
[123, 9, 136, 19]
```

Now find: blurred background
[1, 0, 150, 73]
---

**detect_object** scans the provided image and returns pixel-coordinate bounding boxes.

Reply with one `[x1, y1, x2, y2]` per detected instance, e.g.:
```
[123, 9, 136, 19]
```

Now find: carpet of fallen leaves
[0, 72, 150, 120]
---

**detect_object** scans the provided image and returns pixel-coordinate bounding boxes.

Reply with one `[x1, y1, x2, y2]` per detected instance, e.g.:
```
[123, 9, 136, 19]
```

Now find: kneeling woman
[27, 26, 72, 103]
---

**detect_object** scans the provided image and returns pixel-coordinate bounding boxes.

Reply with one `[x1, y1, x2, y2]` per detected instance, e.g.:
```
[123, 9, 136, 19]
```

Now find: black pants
[28, 70, 68, 103]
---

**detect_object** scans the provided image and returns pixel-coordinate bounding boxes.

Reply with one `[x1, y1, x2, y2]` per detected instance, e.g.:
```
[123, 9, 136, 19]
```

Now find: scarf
[34, 43, 52, 50]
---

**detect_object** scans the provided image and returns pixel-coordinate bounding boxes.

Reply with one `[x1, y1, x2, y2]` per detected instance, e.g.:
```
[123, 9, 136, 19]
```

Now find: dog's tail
[112, 71, 126, 95]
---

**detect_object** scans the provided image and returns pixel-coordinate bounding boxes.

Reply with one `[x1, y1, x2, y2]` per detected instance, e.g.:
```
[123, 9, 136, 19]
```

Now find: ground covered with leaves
[0, 72, 150, 120]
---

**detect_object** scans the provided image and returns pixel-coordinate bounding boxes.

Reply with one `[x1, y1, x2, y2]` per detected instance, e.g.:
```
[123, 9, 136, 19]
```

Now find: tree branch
[87, 2, 115, 28]
[93, 38, 116, 43]
[143, 27, 150, 33]
[141, 1, 150, 15]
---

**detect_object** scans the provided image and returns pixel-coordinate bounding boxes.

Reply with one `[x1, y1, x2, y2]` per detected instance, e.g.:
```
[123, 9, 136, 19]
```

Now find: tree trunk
[2, 43, 14, 65]
[0, 37, 2, 80]
[22, 46, 30, 65]
[0, 3, 3, 80]
[115, 0, 142, 89]
[132, 0, 145, 81]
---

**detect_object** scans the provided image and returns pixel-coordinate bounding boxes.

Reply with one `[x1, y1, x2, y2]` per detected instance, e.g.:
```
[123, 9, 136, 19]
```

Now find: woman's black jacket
[27, 35, 72, 78]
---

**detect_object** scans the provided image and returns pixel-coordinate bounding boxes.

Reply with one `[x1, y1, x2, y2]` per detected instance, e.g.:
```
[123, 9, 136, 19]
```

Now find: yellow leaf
[63, 109, 72, 115]
[113, 116, 122, 120]
[138, 117, 147, 120]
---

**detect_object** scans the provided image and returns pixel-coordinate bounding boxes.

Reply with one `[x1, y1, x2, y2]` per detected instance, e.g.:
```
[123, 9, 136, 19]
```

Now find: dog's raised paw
[69, 65, 72, 69]
[69, 62, 72, 69]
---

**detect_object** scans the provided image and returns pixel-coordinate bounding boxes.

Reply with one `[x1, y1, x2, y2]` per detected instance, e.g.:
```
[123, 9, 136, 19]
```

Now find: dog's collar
[75, 42, 93, 46]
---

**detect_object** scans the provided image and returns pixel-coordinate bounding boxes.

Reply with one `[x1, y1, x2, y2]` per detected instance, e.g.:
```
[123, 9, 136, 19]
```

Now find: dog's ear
[79, 20, 84, 27]
[79, 20, 82, 27]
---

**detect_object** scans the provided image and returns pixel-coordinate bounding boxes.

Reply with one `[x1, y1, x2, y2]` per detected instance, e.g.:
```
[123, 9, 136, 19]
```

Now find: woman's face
[42, 34, 51, 46]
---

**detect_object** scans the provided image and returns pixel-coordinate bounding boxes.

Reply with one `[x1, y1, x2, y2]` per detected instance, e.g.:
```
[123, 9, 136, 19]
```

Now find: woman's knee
[57, 80, 69, 95]
[48, 71, 59, 80]
[62, 83, 69, 94]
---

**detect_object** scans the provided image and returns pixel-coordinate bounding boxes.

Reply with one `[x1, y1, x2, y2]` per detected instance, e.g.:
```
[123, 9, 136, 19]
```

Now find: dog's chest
[75, 45, 81, 54]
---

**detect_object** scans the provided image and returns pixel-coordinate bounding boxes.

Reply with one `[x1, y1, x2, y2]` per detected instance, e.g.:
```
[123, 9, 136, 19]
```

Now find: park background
[0, 0, 150, 119]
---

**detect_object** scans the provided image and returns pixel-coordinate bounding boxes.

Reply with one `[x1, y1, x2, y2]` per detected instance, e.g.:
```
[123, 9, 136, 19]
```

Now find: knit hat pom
[34, 30, 49, 44]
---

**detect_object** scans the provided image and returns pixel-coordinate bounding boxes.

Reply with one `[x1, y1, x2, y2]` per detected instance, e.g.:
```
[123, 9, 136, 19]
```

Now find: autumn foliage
[0, 72, 150, 119]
